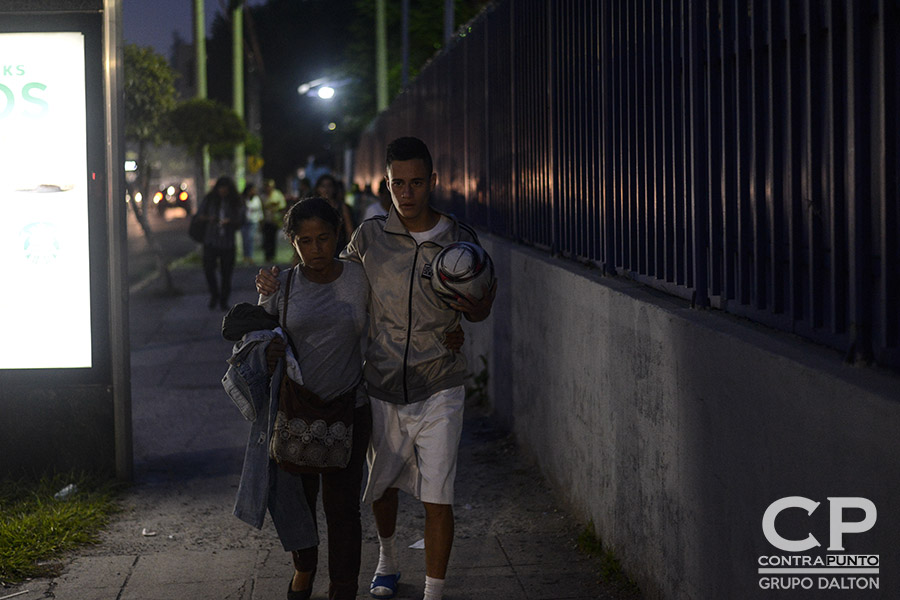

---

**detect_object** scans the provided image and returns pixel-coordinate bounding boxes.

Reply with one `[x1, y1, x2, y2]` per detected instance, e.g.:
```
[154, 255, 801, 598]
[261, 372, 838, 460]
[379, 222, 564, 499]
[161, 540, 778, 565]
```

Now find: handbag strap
[279, 267, 300, 358]
[280, 266, 292, 327]
[277, 268, 327, 405]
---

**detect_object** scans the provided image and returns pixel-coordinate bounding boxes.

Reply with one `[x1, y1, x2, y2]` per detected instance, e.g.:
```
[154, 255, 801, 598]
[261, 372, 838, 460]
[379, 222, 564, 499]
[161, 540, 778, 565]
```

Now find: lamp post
[193, 0, 210, 193]
[232, 1, 245, 190]
[376, 0, 387, 111]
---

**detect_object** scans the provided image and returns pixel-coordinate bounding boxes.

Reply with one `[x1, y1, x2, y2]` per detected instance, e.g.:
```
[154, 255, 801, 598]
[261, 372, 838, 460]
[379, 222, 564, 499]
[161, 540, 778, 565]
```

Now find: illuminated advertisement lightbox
[0, 32, 92, 369]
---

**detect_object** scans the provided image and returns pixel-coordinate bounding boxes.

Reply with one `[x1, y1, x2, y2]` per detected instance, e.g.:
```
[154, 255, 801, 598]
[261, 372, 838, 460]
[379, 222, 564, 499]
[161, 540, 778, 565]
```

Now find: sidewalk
[5, 259, 637, 600]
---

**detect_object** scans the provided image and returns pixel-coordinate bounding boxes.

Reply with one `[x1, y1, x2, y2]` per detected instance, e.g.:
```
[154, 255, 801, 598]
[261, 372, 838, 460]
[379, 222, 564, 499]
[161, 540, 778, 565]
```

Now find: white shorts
[362, 385, 465, 505]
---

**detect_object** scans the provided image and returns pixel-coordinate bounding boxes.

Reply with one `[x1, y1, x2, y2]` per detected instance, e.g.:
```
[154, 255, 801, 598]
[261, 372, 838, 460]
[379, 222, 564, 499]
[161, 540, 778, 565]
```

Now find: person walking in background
[241, 182, 264, 264]
[303, 154, 328, 186]
[314, 174, 355, 255]
[262, 179, 287, 262]
[194, 176, 245, 310]
[297, 177, 312, 200]
[362, 180, 392, 221]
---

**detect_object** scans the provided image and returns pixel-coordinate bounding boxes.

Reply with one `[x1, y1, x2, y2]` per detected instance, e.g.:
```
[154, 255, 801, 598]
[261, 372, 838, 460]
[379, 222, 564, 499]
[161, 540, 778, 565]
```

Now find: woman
[195, 176, 245, 310]
[260, 197, 371, 600]
[314, 174, 355, 254]
[256, 198, 465, 599]
[241, 182, 264, 264]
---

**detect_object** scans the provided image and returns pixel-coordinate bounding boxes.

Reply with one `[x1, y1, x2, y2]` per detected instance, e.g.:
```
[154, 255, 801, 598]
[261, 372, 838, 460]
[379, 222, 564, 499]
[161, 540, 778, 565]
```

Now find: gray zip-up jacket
[341, 206, 480, 404]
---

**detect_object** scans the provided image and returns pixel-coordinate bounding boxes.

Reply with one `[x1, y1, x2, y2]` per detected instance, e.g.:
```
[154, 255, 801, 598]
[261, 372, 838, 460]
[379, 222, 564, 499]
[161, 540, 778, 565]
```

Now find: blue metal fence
[353, 0, 900, 370]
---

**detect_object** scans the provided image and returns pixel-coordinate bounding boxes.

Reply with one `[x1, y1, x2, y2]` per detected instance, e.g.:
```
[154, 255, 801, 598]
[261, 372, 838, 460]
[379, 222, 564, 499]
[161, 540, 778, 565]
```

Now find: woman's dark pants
[262, 222, 279, 261]
[202, 244, 236, 303]
[292, 405, 372, 600]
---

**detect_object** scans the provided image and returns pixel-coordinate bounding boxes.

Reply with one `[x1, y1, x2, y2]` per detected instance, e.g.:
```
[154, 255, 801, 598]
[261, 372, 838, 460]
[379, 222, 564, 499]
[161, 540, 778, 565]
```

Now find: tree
[167, 97, 248, 193]
[123, 43, 179, 293]
[168, 98, 247, 160]
[341, 0, 491, 143]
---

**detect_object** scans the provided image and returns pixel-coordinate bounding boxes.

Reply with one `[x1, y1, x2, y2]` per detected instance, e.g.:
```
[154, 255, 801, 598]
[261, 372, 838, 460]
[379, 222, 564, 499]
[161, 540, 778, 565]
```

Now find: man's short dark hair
[385, 136, 433, 175]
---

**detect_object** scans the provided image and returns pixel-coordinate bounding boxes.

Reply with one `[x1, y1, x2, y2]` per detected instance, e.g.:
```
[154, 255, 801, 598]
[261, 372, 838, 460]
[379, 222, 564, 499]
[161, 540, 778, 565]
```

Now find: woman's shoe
[286, 576, 312, 600]
[287, 569, 315, 600]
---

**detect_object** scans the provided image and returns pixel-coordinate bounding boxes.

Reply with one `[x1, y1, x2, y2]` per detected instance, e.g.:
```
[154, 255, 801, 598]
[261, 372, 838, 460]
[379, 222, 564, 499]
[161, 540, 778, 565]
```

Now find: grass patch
[577, 521, 641, 595]
[173, 249, 202, 267]
[0, 473, 123, 584]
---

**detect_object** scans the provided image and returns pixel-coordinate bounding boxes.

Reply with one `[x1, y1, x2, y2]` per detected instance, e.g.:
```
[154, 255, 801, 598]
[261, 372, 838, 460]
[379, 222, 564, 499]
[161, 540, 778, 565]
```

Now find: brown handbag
[269, 267, 356, 474]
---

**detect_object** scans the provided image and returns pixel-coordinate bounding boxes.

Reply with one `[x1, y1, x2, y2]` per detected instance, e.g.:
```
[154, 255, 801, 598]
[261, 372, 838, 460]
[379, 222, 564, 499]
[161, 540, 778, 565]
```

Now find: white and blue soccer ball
[431, 241, 494, 305]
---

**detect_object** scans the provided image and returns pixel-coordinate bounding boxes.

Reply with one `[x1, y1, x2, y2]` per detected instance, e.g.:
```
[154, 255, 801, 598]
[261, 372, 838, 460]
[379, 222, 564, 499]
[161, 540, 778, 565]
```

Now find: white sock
[375, 533, 400, 575]
[423, 575, 445, 600]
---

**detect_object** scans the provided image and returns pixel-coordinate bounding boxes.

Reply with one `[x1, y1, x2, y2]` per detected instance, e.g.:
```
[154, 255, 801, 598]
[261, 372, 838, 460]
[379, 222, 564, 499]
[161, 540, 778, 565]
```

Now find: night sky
[123, 0, 267, 56]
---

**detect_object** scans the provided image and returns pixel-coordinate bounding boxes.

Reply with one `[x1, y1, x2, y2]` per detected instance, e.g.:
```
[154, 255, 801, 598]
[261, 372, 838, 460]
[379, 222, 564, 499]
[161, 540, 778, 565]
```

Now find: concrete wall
[464, 234, 900, 599]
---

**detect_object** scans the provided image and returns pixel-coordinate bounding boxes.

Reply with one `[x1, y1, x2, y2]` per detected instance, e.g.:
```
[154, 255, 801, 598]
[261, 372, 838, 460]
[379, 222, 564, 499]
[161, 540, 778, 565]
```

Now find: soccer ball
[431, 241, 494, 305]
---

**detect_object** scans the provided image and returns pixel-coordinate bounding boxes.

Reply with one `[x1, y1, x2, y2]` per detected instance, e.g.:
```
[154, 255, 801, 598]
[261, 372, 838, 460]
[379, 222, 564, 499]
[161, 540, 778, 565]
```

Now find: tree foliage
[123, 44, 177, 146]
[341, 0, 491, 141]
[167, 98, 248, 160]
[122, 43, 179, 293]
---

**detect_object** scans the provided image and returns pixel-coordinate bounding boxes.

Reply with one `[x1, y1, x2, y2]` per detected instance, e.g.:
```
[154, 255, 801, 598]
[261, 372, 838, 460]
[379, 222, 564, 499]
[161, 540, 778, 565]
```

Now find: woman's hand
[443, 325, 465, 353]
[265, 336, 286, 374]
[256, 266, 281, 296]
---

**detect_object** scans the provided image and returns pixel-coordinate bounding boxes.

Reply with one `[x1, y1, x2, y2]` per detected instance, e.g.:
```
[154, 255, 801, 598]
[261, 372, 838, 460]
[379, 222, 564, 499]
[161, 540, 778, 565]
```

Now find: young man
[257, 137, 495, 600]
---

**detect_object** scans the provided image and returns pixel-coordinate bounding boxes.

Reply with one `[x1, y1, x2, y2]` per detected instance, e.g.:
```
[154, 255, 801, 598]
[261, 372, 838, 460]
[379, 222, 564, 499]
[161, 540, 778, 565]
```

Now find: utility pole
[376, 0, 388, 111]
[444, 0, 453, 44]
[233, 2, 245, 190]
[401, 0, 409, 88]
[194, 0, 210, 193]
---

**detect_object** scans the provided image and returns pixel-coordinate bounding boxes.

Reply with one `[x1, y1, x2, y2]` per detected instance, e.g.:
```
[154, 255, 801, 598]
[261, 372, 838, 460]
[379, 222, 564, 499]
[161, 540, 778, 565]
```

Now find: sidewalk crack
[114, 555, 140, 600]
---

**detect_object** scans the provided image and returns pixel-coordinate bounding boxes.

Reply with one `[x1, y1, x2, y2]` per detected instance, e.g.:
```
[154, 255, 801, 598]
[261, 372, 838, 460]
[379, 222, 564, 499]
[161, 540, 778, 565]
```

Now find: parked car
[152, 183, 190, 214]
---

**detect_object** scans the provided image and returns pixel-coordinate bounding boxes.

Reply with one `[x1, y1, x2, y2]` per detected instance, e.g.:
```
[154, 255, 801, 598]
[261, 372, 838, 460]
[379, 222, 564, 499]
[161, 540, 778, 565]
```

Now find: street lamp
[294, 76, 356, 188]
[297, 77, 353, 99]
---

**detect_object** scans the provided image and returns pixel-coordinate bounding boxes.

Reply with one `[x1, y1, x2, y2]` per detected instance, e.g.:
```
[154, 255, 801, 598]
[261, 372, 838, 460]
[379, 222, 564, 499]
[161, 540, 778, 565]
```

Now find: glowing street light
[297, 77, 353, 99]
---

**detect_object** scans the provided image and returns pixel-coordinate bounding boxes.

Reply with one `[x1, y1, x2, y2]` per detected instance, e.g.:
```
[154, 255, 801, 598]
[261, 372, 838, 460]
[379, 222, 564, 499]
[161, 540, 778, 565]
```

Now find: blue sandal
[369, 573, 401, 599]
